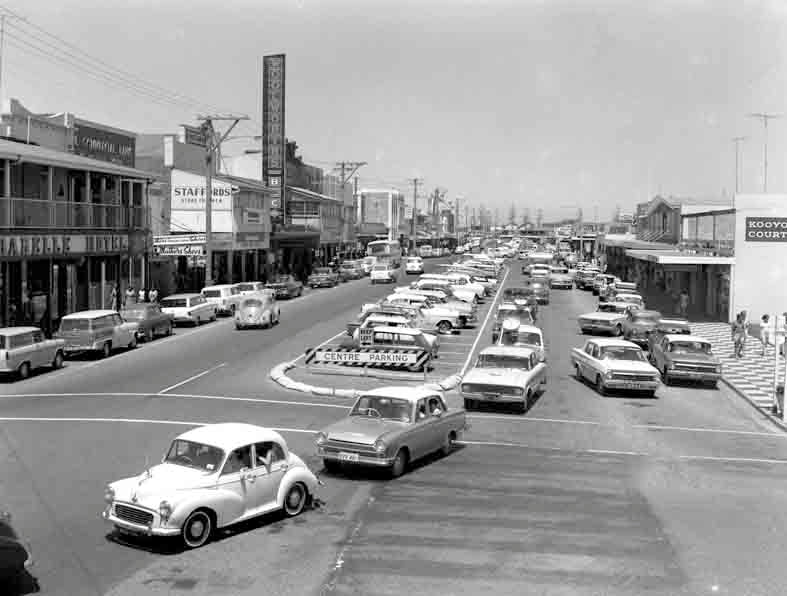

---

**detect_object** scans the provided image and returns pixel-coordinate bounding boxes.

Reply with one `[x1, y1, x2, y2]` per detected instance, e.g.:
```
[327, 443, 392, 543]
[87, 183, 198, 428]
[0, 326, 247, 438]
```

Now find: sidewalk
[691, 322, 784, 414]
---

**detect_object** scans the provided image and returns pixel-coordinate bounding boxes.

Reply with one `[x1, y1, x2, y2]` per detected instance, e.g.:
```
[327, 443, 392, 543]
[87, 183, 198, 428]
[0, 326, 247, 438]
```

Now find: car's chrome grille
[610, 373, 655, 382]
[324, 439, 376, 455]
[461, 383, 521, 395]
[674, 363, 717, 373]
[114, 504, 153, 526]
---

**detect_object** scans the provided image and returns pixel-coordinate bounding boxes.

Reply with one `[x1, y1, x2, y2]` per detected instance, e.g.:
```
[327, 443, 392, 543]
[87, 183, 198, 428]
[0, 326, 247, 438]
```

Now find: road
[3, 257, 787, 595]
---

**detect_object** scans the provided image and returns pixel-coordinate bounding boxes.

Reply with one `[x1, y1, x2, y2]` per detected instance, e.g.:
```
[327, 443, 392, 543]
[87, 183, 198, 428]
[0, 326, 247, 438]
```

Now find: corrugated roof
[0, 139, 156, 178]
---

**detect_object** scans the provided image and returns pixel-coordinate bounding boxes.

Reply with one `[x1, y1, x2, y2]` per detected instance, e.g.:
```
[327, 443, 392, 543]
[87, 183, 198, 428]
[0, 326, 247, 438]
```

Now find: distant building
[357, 188, 406, 243]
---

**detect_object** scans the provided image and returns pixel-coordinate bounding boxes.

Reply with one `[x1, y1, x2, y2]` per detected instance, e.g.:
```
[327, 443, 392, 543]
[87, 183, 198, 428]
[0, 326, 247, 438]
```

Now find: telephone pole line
[409, 178, 423, 254]
[196, 113, 249, 287]
[732, 136, 746, 194]
[333, 161, 367, 187]
[0, 12, 26, 108]
[748, 112, 782, 192]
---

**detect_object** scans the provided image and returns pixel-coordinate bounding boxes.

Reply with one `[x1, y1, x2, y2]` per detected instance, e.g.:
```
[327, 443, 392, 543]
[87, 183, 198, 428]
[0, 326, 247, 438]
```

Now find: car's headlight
[315, 431, 328, 446]
[159, 500, 173, 522]
[104, 485, 115, 504]
[604, 370, 614, 379]
[715, 365, 722, 373]
[373, 439, 387, 454]
[512, 387, 524, 396]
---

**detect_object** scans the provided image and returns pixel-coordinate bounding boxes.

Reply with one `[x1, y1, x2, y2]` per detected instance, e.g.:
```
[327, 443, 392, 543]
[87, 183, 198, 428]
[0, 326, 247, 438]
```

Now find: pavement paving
[3, 256, 787, 595]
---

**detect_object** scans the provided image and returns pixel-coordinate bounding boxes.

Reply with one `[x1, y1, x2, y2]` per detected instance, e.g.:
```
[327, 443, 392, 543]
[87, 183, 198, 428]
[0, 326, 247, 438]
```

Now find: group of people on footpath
[731, 310, 787, 359]
[110, 283, 159, 312]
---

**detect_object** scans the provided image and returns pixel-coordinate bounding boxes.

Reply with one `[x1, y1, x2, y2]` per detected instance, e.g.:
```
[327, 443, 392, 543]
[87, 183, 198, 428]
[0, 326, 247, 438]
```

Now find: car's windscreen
[633, 313, 660, 323]
[314, 268, 331, 274]
[500, 331, 542, 347]
[669, 341, 712, 354]
[164, 439, 224, 472]
[59, 318, 91, 332]
[121, 307, 148, 320]
[350, 396, 412, 422]
[598, 304, 621, 313]
[161, 298, 187, 308]
[373, 265, 389, 271]
[600, 347, 645, 361]
[202, 290, 221, 298]
[242, 299, 263, 308]
[236, 283, 255, 291]
[272, 276, 290, 283]
[476, 354, 531, 370]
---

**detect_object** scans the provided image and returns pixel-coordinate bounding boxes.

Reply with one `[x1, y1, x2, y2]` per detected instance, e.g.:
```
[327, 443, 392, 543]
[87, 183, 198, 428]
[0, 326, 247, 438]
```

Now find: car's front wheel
[182, 509, 213, 549]
[389, 449, 409, 478]
[283, 482, 308, 517]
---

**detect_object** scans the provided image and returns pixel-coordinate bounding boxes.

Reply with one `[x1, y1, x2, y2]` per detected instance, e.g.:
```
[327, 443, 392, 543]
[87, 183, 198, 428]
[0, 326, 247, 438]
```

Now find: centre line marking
[633, 424, 781, 437]
[467, 414, 601, 425]
[158, 363, 227, 394]
[459, 266, 510, 378]
[292, 330, 348, 363]
[0, 392, 351, 408]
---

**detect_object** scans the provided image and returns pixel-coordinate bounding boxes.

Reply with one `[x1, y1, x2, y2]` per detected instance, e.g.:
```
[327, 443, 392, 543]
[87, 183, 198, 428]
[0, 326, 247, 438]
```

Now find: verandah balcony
[0, 197, 148, 231]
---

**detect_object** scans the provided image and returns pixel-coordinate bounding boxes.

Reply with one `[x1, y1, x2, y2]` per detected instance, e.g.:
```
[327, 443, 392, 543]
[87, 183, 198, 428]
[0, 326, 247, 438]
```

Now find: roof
[616, 293, 643, 299]
[664, 334, 711, 343]
[62, 309, 119, 319]
[586, 338, 641, 348]
[0, 326, 41, 335]
[366, 314, 409, 322]
[289, 185, 342, 203]
[370, 325, 422, 335]
[625, 249, 735, 266]
[177, 423, 285, 452]
[631, 309, 662, 317]
[0, 139, 156, 179]
[362, 385, 441, 402]
[202, 284, 236, 290]
[478, 345, 537, 358]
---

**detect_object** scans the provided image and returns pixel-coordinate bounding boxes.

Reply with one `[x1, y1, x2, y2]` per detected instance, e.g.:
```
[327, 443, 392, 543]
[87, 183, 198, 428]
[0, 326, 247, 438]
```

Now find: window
[395, 333, 417, 345]
[374, 332, 394, 345]
[32, 330, 43, 343]
[112, 314, 123, 326]
[254, 441, 286, 471]
[427, 396, 443, 415]
[416, 398, 428, 421]
[221, 445, 253, 476]
[162, 298, 187, 308]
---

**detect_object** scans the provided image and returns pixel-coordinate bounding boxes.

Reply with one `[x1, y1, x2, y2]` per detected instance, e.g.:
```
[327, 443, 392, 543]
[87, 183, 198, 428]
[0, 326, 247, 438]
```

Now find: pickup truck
[315, 386, 468, 478]
[570, 337, 661, 397]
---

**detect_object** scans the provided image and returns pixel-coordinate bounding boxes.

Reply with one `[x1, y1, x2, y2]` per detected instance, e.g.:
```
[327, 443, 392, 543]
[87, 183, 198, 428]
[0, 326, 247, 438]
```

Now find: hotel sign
[745, 217, 787, 242]
[263, 54, 286, 215]
[72, 123, 136, 168]
[0, 234, 128, 258]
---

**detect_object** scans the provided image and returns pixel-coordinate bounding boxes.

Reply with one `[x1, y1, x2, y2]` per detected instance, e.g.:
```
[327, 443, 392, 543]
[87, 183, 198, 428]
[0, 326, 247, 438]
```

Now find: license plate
[338, 452, 359, 462]
[483, 393, 500, 400]
[621, 382, 646, 389]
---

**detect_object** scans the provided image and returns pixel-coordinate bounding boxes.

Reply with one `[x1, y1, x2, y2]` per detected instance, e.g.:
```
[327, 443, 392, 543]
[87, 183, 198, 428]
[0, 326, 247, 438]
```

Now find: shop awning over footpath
[0, 139, 157, 179]
[625, 249, 735, 265]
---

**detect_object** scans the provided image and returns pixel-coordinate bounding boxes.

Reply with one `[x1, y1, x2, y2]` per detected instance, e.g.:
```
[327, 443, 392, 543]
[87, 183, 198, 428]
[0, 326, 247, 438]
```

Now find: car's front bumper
[461, 392, 525, 405]
[317, 447, 395, 467]
[604, 379, 660, 391]
[102, 506, 180, 538]
[310, 280, 335, 287]
[579, 323, 616, 334]
[666, 369, 721, 382]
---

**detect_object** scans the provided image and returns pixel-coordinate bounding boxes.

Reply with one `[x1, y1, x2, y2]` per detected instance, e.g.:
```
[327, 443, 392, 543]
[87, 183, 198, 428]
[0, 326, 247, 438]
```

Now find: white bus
[366, 240, 403, 268]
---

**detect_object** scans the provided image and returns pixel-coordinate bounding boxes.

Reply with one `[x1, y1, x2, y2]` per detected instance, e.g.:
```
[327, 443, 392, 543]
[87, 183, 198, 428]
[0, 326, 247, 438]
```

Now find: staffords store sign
[745, 217, 787, 242]
[0, 234, 129, 258]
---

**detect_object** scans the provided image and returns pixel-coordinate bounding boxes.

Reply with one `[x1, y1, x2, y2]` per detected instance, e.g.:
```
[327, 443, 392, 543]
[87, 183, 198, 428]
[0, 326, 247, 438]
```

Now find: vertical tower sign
[262, 54, 286, 219]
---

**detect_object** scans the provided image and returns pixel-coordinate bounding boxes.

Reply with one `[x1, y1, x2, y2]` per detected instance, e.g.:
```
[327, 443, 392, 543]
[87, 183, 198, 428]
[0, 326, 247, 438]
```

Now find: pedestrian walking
[138, 287, 147, 303]
[125, 286, 136, 305]
[148, 288, 159, 303]
[111, 282, 122, 312]
[760, 314, 772, 356]
[731, 311, 749, 359]
[679, 289, 690, 318]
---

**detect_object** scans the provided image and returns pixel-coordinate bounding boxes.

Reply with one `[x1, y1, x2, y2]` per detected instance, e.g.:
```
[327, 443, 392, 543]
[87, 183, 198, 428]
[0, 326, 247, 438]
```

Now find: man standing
[679, 289, 690, 318]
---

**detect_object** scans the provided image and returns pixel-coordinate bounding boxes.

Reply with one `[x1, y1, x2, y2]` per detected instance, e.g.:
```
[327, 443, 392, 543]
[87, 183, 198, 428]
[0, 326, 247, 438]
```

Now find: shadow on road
[1, 570, 40, 595]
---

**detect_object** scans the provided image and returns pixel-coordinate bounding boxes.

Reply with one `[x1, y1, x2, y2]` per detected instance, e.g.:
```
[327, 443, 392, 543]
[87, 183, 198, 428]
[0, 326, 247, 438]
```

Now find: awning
[0, 139, 156, 179]
[625, 249, 735, 265]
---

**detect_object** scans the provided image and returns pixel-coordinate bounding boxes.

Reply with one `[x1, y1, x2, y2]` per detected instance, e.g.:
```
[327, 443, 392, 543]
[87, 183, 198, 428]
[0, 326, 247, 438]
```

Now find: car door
[30, 329, 48, 368]
[409, 398, 435, 460]
[531, 353, 546, 390]
[425, 395, 452, 452]
[217, 444, 258, 522]
[576, 342, 592, 380]
[247, 441, 289, 514]
[111, 313, 131, 345]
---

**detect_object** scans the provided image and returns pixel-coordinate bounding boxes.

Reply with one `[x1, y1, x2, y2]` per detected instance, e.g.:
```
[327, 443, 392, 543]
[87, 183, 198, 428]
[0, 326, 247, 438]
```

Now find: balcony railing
[0, 197, 148, 231]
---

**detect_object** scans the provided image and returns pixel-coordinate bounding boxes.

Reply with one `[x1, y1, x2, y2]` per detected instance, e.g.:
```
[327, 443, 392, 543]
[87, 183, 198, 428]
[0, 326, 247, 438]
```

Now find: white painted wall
[732, 194, 787, 323]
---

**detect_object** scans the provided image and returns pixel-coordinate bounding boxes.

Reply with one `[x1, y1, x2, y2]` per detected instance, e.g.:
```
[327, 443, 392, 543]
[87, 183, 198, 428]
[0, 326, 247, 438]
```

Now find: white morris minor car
[461, 346, 547, 413]
[103, 423, 319, 549]
[570, 338, 661, 397]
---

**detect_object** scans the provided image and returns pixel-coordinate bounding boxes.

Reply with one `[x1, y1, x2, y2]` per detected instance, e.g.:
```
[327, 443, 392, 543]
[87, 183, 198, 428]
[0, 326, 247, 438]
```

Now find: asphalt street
[2, 257, 787, 595]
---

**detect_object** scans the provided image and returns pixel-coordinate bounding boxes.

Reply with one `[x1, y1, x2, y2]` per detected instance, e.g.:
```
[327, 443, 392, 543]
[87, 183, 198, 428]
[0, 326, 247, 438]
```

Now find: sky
[2, 0, 786, 221]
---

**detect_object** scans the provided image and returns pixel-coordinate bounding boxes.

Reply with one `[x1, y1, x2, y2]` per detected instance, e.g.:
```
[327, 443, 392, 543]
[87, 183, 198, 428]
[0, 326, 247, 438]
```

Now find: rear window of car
[161, 298, 187, 308]
[121, 306, 149, 320]
[373, 265, 389, 271]
[59, 318, 91, 332]
[242, 298, 263, 308]
[236, 283, 255, 292]
[203, 290, 221, 298]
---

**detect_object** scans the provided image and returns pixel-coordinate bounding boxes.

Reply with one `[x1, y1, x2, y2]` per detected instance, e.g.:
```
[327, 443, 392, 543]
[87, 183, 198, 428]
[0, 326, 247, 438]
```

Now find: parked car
[265, 274, 304, 299]
[315, 386, 467, 477]
[395, 287, 477, 323]
[405, 256, 425, 275]
[0, 326, 65, 379]
[55, 310, 139, 358]
[647, 318, 692, 353]
[460, 346, 547, 412]
[610, 292, 645, 310]
[649, 334, 721, 387]
[492, 303, 535, 342]
[577, 302, 633, 336]
[410, 279, 477, 304]
[235, 291, 280, 329]
[592, 274, 618, 296]
[384, 293, 466, 330]
[360, 256, 377, 275]
[201, 284, 243, 316]
[342, 319, 440, 360]
[121, 302, 174, 342]
[570, 338, 661, 397]
[160, 293, 217, 326]
[621, 309, 662, 347]
[549, 265, 574, 289]
[102, 423, 318, 549]
[235, 281, 266, 295]
[370, 263, 398, 284]
[309, 267, 340, 288]
[0, 510, 34, 588]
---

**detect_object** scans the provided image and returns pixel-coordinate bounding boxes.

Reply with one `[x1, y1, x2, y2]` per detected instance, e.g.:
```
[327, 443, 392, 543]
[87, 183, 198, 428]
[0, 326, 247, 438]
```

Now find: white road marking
[677, 454, 787, 464]
[0, 391, 351, 408]
[459, 266, 510, 377]
[292, 330, 349, 363]
[157, 363, 227, 394]
[468, 414, 601, 425]
[633, 424, 781, 437]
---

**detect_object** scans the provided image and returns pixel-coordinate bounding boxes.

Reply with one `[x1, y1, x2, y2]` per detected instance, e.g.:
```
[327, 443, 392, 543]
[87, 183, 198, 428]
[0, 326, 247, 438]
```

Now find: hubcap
[288, 488, 302, 509]
[189, 519, 205, 538]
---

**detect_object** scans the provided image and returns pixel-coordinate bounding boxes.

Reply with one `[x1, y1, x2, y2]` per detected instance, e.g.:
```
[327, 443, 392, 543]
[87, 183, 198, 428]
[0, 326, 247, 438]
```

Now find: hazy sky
[3, 0, 786, 220]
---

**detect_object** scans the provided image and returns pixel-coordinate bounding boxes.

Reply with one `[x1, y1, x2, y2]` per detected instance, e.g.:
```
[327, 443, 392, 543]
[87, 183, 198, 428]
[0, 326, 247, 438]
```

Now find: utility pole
[196, 114, 249, 287]
[748, 113, 781, 192]
[731, 136, 746, 194]
[409, 178, 422, 254]
[334, 161, 367, 188]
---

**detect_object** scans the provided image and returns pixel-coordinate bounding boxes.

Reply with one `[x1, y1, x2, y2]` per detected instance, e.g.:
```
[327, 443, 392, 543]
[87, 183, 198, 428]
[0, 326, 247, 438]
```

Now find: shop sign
[263, 54, 286, 212]
[72, 123, 135, 167]
[0, 234, 128, 258]
[243, 208, 264, 225]
[745, 217, 787, 242]
[182, 124, 208, 147]
[171, 170, 233, 211]
[154, 234, 206, 246]
[154, 244, 205, 257]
